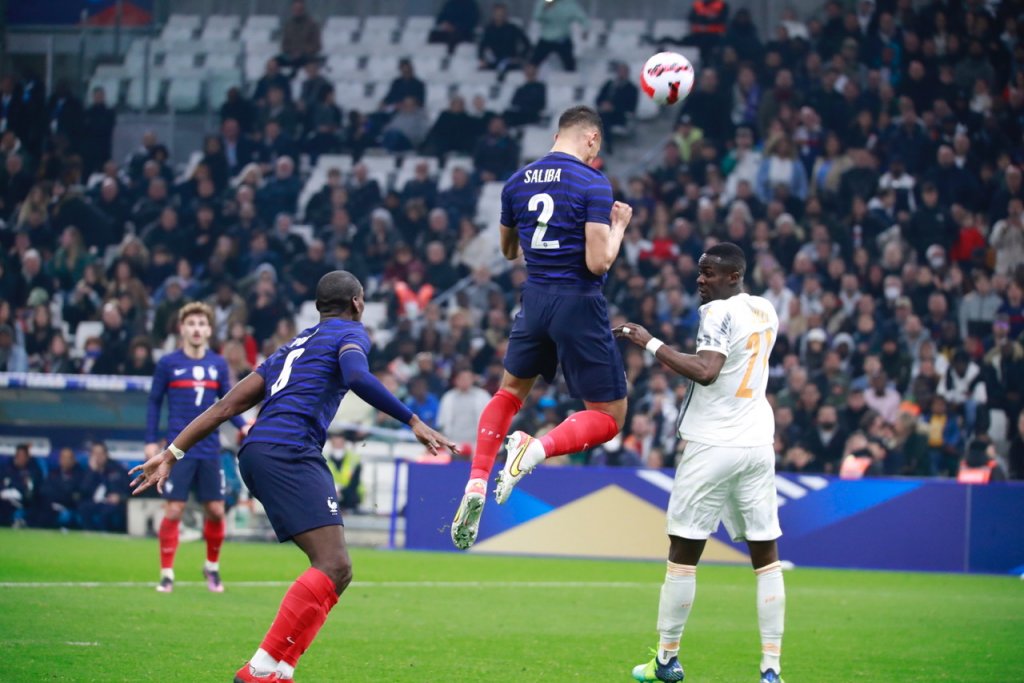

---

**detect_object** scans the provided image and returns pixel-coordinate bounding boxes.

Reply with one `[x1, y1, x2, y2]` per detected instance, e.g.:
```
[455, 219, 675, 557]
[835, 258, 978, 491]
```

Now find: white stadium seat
[204, 51, 238, 72]
[167, 74, 203, 111]
[74, 321, 104, 358]
[205, 70, 242, 107]
[126, 74, 164, 109]
[326, 55, 361, 79]
[611, 19, 648, 35]
[363, 15, 400, 33]
[521, 125, 556, 162]
[653, 19, 690, 38]
[437, 156, 472, 191]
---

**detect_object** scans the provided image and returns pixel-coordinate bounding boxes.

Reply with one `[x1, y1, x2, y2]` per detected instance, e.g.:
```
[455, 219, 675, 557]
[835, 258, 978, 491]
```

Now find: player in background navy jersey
[130, 271, 456, 683]
[451, 105, 633, 550]
[146, 302, 247, 593]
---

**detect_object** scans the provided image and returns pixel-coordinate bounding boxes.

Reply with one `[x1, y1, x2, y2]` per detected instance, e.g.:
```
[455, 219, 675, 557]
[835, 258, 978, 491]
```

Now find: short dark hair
[316, 270, 362, 314]
[557, 105, 603, 135]
[704, 242, 747, 276]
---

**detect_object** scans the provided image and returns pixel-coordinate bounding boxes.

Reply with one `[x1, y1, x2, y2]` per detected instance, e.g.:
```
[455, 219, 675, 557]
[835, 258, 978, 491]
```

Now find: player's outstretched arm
[614, 323, 726, 386]
[339, 346, 459, 456]
[129, 373, 267, 495]
[584, 201, 632, 275]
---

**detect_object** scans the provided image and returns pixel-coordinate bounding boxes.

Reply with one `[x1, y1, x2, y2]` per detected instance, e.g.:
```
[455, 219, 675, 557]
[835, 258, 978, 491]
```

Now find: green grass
[1, 530, 1022, 682]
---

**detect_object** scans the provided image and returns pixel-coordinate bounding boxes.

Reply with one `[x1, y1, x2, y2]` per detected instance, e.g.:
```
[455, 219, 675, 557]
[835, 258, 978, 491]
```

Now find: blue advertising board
[402, 463, 1024, 575]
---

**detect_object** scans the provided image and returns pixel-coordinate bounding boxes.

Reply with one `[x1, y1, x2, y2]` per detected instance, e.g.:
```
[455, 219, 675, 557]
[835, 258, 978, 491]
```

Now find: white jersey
[677, 293, 778, 447]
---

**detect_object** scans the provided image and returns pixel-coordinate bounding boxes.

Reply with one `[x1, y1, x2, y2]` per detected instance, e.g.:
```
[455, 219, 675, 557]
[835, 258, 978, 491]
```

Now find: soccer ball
[639, 52, 696, 106]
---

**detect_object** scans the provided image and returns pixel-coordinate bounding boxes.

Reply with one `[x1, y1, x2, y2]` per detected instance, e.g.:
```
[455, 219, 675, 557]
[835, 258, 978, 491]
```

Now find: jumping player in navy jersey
[451, 105, 634, 550]
[130, 271, 456, 683]
[146, 302, 246, 594]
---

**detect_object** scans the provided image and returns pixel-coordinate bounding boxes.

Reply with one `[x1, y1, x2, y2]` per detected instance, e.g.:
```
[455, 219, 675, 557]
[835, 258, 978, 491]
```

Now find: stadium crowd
[1, 0, 1023, 533]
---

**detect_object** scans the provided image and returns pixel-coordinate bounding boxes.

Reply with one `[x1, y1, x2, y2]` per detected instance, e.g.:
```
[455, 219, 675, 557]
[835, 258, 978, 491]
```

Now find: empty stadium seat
[201, 15, 239, 41]
[363, 15, 399, 33]
[204, 51, 238, 72]
[326, 55, 361, 79]
[296, 300, 319, 331]
[652, 19, 690, 38]
[205, 70, 243, 107]
[521, 125, 556, 162]
[324, 16, 361, 34]
[168, 75, 203, 111]
[126, 74, 164, 109]
[610, 18, 648, 36]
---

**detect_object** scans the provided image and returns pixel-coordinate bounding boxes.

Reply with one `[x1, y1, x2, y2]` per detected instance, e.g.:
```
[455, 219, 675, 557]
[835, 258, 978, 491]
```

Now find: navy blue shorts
[238, 441, 342, 543]
[504, 283, 627, 403]
[163, 457, 225, 503]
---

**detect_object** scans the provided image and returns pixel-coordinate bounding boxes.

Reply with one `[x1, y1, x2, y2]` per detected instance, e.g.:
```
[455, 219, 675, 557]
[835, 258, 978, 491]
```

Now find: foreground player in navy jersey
[451, 105, 633, 549]
[146, 302, 246, 593]
[130, 271, 457, 683]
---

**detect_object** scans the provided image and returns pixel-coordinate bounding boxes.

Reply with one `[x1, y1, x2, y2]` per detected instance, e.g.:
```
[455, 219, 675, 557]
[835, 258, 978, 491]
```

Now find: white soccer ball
[639, 52, 696, 106]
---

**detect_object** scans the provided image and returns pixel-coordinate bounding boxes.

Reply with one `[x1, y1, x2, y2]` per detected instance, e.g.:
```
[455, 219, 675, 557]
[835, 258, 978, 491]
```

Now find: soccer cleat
[204, 567, 225, 593]
[233, 663, 280, 682]
[760, 669, 784, 683]
[451, 479, 487, 550]
[494, 431, 543, 504]
[632, 651, 685, 682]
[155, 576, 174, 593]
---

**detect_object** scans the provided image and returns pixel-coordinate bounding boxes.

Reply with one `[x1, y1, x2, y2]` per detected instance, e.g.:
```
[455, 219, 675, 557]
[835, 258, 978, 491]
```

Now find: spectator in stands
[757, 137, 808, 204]
[124, 337, 155, 376]
[681, 68, 732, 144]
[12, 249, 51, 310]
[401, 161, 438, 209]
[288, 239, 331, 306]
[382, 97, 430, 152]
[530, 0, 588, 72]
[424, 96, 476, 156]
[478, 2, 531, 74]
[0, 444, 43, 527]
[278, 0, 322, 76]
[130, 177, 170, 230]
[256, 156, 301, 223]
[0, 322, 26, 373]
[39, 447, 84, 529]
[347, 163, 383, 223]
[430, 0, 481, 51]
[78, 442, 128, 533]
[0, 152, 32, 216]
[258, 88, 299, 142]
[437, 368, 492, 453]
[81, 86, 116, 177]
[424, 241, 461, 292]
[596, 62, 639, 154]
[46, 81, 83, 152]
[473, 116, 519, 182]
[306, 85, 343, 162]
[381, 59, 426, 112]
[686, 0, 730, 61]
[252, 59, 291, 107]
[502, 63, 546, 127]
[220, 87, 257, 135]
[207, 277, 248, 341]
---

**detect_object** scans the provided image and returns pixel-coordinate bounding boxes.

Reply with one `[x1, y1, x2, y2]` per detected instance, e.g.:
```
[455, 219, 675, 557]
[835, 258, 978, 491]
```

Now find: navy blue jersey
[500, 151, 614, 288]
[247, 319, 370, 451]
[146, 350, 235, 460]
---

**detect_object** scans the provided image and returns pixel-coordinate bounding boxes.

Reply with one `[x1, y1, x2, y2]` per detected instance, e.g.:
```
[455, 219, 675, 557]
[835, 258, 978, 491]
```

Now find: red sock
[204, 518, 226, 564]
[470, 389, 523, 480]
[158, 518, 180, 570]
[260, 567, 339, 663]
[539, 410, 620, 458]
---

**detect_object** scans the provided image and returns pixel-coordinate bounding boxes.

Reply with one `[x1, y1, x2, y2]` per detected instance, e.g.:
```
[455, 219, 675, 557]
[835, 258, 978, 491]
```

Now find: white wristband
[646, 338, 665, 356]
[168, 444, 185, 460]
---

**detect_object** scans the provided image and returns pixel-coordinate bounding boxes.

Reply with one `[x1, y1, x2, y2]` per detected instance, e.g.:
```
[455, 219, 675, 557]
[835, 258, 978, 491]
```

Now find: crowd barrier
[401, 463, 1024, 575]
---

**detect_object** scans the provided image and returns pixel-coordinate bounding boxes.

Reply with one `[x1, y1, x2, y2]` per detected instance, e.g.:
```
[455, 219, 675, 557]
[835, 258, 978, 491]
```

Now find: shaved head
[316, 270, 363, 316]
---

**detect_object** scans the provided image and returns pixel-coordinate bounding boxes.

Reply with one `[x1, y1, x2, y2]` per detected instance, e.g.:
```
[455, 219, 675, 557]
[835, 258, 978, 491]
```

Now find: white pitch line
[0, 580, 659, 589]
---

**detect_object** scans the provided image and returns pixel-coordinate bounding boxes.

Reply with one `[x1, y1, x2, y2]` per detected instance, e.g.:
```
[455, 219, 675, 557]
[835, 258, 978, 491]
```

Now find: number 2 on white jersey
[271, 348, 306, 396]
[735, 330, 773, 399]
[528, 193, 560, 250]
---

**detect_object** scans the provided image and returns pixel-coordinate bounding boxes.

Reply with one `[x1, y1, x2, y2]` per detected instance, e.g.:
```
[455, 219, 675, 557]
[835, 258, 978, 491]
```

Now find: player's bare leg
[748, 540, 785, 683]
[236, 525, 351, 683]
[156, 500, 186, 592]
[452, 372, 534, 549]
[496, 397, 625, 504]
[202, 500, 226, 592]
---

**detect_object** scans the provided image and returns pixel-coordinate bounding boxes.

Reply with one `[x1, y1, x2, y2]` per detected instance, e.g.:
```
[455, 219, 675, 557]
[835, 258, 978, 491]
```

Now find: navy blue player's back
[451, 106, 634, 552]
[501, 151, 613, 288]
[129, 271, 456, 681]
[246, 318, 370, 451]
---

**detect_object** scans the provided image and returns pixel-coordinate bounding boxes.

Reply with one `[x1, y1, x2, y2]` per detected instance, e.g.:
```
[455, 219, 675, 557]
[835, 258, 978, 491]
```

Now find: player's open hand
[610, 201, 633, 230]
[410, 415, 460, 457]
[128, 450, 175, 495]
[614, 322, 653, 347]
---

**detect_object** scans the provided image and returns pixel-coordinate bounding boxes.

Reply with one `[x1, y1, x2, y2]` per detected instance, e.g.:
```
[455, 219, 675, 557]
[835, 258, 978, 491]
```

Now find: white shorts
[666, 441, 782, 543]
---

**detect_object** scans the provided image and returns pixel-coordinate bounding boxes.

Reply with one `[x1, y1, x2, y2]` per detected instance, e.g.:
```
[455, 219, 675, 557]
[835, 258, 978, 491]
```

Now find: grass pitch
[1, 529, 1022, 682]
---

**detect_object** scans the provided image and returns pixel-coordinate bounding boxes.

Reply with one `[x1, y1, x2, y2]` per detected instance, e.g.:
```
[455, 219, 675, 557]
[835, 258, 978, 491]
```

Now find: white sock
[204, 560, 220, 572]
[250, 648, 278, 675]
[160, 568, 174, 581]
[466, 478, 487, 494]
[523, 437, 547, 471]
[275, 661, 295, 679]
[755, 561, 785, 674]
[656, 562, 696, 665]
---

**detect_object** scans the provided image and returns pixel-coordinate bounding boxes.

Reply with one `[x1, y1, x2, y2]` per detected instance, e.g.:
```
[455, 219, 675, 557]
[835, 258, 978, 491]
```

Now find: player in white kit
[615, 242, 785, 683]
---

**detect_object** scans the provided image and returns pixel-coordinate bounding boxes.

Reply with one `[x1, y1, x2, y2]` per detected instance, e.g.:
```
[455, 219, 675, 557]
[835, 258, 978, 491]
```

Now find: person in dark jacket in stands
[78, 442, 129, 533]
[40, 447, 85, 529]
[478, 3, 531, 74]
[502, 63, 546, 127]
[0, 444, 44, 527]
[596, 62, 639, 154]
[278, 0, 321, 76]
[424, 96, 476, 156]
[82, 86, 116, 176]
[430, 0, 480, 51]
[473, 116, 519, 182]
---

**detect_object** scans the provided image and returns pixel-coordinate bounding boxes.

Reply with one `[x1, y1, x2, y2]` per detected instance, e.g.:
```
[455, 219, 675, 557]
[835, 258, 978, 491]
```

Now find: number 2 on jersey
[271, 348, 306, 396]
[528, 193, 560, 250]
[735, 330, 773, 399]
